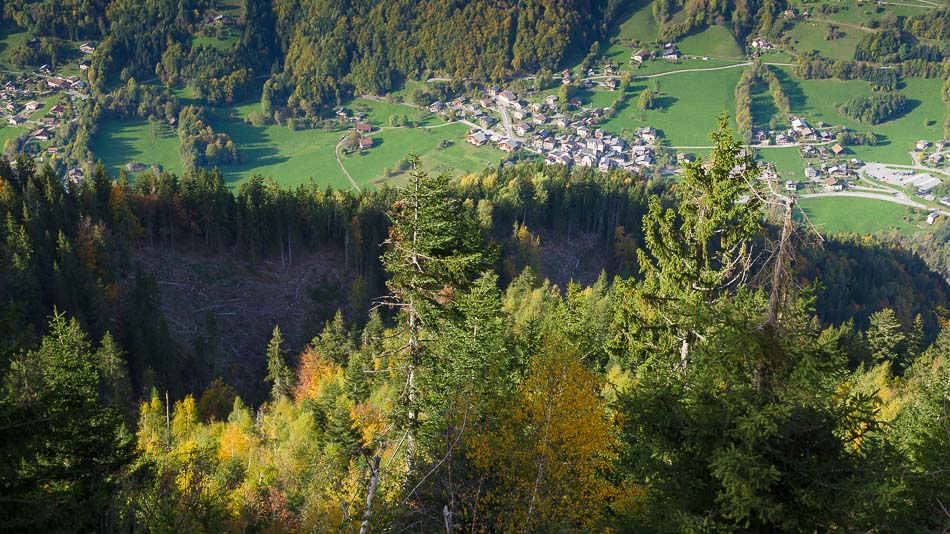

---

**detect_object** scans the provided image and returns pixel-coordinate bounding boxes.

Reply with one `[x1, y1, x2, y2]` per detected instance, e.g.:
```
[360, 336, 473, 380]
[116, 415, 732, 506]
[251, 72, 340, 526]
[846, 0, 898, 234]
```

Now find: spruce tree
[265, 325, 293, 401]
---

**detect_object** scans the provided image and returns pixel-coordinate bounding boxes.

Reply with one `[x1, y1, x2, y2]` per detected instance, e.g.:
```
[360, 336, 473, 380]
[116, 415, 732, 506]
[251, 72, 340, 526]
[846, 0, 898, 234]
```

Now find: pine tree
[867, 308, 906, 365]
[381, 155, 491, 474]
[266, 325, 293, 401]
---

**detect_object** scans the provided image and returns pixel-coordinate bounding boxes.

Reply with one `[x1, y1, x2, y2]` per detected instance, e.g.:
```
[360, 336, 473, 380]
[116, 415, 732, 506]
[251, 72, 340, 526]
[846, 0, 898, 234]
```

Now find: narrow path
[798, 191, 928, 209]
[334, 137, 362, 193]
[631, 61, 752, 79]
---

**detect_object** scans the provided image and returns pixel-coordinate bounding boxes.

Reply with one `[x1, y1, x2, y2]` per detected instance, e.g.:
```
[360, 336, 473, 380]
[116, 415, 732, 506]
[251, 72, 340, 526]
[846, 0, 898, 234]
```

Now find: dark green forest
[1, 119, 950, 532]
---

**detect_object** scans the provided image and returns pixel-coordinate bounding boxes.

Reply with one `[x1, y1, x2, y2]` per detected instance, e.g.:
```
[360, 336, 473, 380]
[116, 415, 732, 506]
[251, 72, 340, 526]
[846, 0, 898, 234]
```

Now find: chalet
[66, 168, 84, 184]
[578, 154, 596, 167]
[511, 109, 526, 120]
[576, 126, 590, 138]
[355, 123, 372, 134]
[555, 117, 570, 129]
[335, 107, 352, 119]
[831, 143, 845, 156]
[604, 78, 619, 90]
[47, 146, 59, 155]
[487, 86, 500, 97]
[79, 60, 91, 71]
[782, 8, 797, 19]
[452, 96, 467, 107]
[823, 177, 844, 191]
[754, 130, 768, 143]
[637, 126, 657, 143]
[775, 133, 791, 145]
[8, 116, 25, 126]
[801, 145, 817, 157]
[791, 118, 810, 132]
[168, 117, 177, 128]
[25, 101, 42, 112]
[3, 102, 16, 112]
[429, 101, 446, 113]
[941, 197, 950, 207]
[49, 103, 66, 116]
[532, 114, 548, 125]
[542, 138, 557, 151]
[598, 157, 614, 172]
[586, 138, 605, 152]
[677, 152, 695, 164]
[545, 153, 572, 166]
[66, 76, 80, 86]
[27, 38, 40, 50]
[497, 139, 521, 153]
[497, 90, 517, 107]
[935, 140, 947, 150]
[478, 115, 497, 129]
[916, 140, 930, 151]
[561, 74, 574, 85]
[358, 137, 373, 150]
[47, 77, 67, 89]
[662, 43, 681, 61]
[514, 123, 532, 137]
[805, 167, 820, 179]
[785, 181, 799, 191]
[928, 152, 943, 164]
[79, 42, 96, 54]
[928, 212, 939, 225]
[569, 97, 582, 108]
[750, 37, 772, 50]
[213, 14, 234, 24]
[594, 128, 605, 139]
[31, 128, 51, 141]
[466, 131, 488, 146]
[631, 49, 651, 63]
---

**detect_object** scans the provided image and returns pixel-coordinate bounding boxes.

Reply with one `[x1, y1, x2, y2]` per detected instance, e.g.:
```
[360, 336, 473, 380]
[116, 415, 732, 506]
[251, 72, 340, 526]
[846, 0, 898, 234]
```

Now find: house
[47, 146, 59, 155]
[466, 131, 488, 146]
[80, 42, 96, 54]
[555, 117, 571, 129]
[823, 177, 844, 191]
[47, 77, 67, 89]
[213, 14, 234, 24]
[429, 101, 446, 113]
[3, 102, 17, 112]
[598, 157, 613, 172]
[49, 103, 66, 116]
[831, 143, 845, 156]
[31, 128, 51, 141]
[335, 107, 352, 119]
[928, 152, 943, 164]
[677, 152, 695, 164]
[776, 133, 791, 145]
[497, 139, 521, 153]
[542, 138, 557, 151]
[452, 96, 467, 107]
[936, 140, 947, 150]
[604, 78, 619, 90]
[532, 113, 548, 125]
[569, 97, 583, 108]
[785, 181, 799, 191]
[928, 212, 940, 225]
[487, 86, 500, 97]
[637, 126, 657, 143]
[561, 73, 574, 85]
[478, 115, 497, 129]
[631, 49, 651, 63]
[25, 101, 42, 111]
[916, 140, 930, 151]
[168, 117, 177, 128]
[913, 174, 941, 194]
[358, 137, 373, 150]
[66, 168, 84, 184]
[751, 37, 773, 49]
[8, 116, 25, 126]
[805, 166, 820, 179]
[791, 118, 810, 132]
[941, 197, 950, 207]
[782, 9, 797, 19]
[355, 123, 372, 134]
[662, 49, 681, 61]
[66, 76, 79, 86]
[514, 123, 532, 137]
[79, 60, 91, 71]
[511, 109, 526, 120]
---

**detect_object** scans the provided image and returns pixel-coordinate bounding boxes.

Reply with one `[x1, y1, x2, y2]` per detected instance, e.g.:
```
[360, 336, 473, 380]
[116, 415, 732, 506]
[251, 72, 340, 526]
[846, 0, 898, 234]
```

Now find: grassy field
[599, 68, 743, 146]
[0, 23, 27, 68]
[786, 20, 865, 61]
[92, 120, 183, 176]
[776, 70, 945, 164]
[759, 147, 806, 179]
[797, 196, 927, 235]
[617, 0, 660, 44]
[677, 25, 744, 59]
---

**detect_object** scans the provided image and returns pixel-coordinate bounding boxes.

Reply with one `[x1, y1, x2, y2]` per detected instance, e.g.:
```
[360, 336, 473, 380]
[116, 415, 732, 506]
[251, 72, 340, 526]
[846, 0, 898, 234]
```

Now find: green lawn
[91, 120, 183, 176]
[191, 30, 240, 51]
[786, 20, 865, 61]
[797, 196, 927, 235]
[599, 68, 743, 146]
[676, 25, 744, 59]
[759, 147, 805, 179]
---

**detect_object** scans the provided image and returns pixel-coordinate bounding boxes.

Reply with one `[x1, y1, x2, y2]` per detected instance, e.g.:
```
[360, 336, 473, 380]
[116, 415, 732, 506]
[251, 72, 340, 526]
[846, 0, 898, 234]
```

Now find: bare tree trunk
[165, 390, 170, 451]
[359, 456, 381, 534]
[758, 197, 795, 393]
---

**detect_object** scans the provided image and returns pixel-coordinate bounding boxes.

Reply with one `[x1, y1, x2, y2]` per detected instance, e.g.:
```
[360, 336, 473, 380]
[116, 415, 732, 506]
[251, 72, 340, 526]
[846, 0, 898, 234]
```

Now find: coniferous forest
[1, 0, 950, 530]
[1, 118, 950, 532]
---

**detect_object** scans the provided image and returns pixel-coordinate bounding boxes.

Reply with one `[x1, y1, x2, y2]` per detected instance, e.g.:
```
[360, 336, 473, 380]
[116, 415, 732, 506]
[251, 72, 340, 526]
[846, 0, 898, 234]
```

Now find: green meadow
[797, 196, 927, 235]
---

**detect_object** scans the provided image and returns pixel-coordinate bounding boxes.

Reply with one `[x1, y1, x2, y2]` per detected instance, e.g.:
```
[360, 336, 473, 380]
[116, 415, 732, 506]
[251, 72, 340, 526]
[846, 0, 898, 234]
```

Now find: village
[0, 40, 92, 181]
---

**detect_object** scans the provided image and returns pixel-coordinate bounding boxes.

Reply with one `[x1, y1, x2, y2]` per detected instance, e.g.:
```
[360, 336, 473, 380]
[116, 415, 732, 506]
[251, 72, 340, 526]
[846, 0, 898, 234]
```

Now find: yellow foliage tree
[468, 338, 617, 532]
